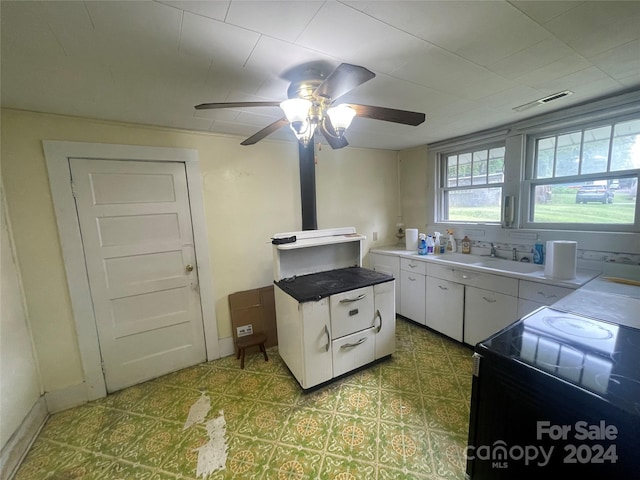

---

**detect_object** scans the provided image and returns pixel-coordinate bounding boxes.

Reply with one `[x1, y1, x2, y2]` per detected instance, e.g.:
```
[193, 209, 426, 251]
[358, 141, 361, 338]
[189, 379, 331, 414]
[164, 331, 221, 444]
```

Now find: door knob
[185, 264, 194, 272]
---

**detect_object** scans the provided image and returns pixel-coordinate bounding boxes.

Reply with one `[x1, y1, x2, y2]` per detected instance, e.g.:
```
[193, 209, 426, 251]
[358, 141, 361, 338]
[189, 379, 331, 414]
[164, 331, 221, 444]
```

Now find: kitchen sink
[428, 253, 543, 274]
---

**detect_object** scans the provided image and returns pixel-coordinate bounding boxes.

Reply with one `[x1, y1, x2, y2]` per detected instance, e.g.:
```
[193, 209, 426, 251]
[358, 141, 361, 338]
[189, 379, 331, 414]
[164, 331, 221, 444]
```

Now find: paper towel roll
[405, 228, 419, 251]
[544, 241, 577, 280]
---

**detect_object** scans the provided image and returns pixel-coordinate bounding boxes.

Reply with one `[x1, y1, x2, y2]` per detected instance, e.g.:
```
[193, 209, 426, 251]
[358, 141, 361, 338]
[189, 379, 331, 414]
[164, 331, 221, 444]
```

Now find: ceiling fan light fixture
[280, 98, 312, 124]
[326, 104, 356, 135]
[290, 121, 316, 147]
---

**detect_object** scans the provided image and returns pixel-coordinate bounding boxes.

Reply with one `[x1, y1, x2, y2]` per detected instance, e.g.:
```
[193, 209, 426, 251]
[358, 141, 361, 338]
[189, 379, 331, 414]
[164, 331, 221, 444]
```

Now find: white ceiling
[2, 0, 639, 150]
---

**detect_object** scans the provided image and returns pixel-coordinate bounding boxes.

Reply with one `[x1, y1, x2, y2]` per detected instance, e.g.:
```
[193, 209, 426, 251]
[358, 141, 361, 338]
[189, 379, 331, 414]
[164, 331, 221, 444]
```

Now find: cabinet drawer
[371, 253, 400, 278]
[400, 257, 427, 275]
[429, 264, 517, 296]
[519, 280, 573, 305]
[330, 286, 374, 339]
[332, 328, 376, 377]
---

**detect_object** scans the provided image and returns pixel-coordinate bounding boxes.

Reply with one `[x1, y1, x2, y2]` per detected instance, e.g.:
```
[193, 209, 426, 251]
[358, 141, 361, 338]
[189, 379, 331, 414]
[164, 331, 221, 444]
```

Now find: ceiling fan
[195, 62, 426, 149]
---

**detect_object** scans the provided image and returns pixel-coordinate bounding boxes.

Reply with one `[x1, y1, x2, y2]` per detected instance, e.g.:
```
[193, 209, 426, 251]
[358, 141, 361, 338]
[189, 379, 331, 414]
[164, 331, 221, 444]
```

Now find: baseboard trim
[218, 336, 235, 358]
[44, 382, 89, 413]
[0, 397, 48, 480]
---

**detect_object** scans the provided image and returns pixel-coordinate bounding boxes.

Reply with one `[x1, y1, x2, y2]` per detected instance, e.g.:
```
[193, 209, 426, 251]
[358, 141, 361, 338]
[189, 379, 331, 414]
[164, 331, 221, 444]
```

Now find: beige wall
[0, 186, 42, 449]
[398, 145, 429, 232]
[0, 109, 399, 396]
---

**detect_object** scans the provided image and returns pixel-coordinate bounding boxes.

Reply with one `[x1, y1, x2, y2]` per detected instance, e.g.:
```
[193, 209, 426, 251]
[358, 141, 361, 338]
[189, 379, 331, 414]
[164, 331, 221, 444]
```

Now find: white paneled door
[70, 159, 206, 392]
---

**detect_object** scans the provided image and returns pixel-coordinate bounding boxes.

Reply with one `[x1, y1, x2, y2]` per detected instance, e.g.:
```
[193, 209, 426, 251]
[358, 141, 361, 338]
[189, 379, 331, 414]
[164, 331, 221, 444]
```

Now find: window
[527, 117, 640, 228]
[440, 145, 505, 222]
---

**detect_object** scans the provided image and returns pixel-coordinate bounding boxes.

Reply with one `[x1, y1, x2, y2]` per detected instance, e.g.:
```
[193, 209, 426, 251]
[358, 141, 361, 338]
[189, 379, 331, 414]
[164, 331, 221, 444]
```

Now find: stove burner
[543, 316, 614, 340]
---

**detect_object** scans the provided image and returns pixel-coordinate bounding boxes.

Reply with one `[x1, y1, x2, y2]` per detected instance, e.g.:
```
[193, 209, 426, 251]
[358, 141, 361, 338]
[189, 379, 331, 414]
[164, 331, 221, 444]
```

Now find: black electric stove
[274, 266, 393, 303]
[467, 307, 640, 478]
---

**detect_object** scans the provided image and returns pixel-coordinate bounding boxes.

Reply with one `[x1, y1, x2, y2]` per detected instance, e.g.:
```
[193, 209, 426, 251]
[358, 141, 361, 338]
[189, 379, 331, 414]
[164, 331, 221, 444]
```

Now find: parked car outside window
[575, 185, 614, 204]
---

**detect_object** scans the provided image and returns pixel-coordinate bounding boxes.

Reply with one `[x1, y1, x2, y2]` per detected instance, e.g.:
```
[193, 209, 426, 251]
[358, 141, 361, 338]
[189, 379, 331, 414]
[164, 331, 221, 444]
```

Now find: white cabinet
[374, 280, 396, 359]
[425, 277, 464, 342]
[274, 287, 333, 389]
[275, 279, 395, 390]
[400, 257, 427, 324]
[464, 286, 517, 346]
[517, 280, 573, 318]
[370, 252, 400, 308]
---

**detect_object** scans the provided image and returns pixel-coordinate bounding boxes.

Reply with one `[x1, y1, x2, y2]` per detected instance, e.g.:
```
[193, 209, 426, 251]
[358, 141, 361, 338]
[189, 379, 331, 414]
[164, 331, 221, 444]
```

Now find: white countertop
[371, 245, 640, 329]
[370, 246, 599, 289]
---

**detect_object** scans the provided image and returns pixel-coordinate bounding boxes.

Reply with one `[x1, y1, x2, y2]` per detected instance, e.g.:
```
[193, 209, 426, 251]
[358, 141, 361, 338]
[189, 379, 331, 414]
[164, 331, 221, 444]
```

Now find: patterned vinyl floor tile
[15, 318, 474, 479]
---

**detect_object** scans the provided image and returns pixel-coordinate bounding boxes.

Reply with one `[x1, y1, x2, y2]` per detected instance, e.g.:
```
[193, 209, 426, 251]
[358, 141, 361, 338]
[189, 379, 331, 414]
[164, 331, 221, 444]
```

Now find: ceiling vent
[513, 90, 574, 112]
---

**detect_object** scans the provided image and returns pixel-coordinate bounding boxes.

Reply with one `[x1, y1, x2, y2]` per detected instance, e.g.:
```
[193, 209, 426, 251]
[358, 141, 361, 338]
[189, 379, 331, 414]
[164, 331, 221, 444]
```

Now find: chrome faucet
[490, 243, 498, 257]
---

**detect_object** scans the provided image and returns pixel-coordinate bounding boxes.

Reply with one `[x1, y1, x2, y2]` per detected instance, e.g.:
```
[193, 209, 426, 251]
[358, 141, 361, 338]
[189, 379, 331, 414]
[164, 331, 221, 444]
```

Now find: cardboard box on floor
[229, 285, 278, 354]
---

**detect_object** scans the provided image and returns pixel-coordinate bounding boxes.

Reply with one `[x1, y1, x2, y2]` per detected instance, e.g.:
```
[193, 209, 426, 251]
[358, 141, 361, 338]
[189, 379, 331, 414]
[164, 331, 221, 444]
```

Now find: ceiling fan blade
[195, 101, 282, 110]
[318, 120, 349, 149]
[313, 63, 375, 101]
[346, 104, 426, 126]
[240, 118, 290, 145]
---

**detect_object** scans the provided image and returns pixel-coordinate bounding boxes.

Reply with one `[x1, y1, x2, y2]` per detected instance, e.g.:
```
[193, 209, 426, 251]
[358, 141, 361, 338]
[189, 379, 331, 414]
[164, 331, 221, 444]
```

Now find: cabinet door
[464, 286, 517, 346]
[517, 298, 545, 319]
[374, 280, 395, 359]
[425, 277, 464, 342]
[370, 253, 400, 309]
[400, 270, 426, 324]
[301, 300, 333, 389]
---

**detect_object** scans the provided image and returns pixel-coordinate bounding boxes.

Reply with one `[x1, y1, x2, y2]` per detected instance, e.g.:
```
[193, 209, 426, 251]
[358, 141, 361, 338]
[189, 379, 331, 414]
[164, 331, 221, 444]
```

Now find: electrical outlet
[236, 324, 253, 337]
[372, 231, 378, 241]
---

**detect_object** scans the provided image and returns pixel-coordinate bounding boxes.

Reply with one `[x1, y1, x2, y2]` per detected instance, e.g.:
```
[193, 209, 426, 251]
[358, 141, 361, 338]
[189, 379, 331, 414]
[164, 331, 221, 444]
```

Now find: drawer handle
[409, 263, 417, 268]
[324, 325, 330, 352]
[340, 337, 368, 349]
[374, 309, 382, 333]
[340, 293, 367, 303]
[462, 275, 469, 279]
[438, 285, 448, 291]
[408, 277, 416, 281]
[537, 291, 557, 299]
[482, 296, 497, 303]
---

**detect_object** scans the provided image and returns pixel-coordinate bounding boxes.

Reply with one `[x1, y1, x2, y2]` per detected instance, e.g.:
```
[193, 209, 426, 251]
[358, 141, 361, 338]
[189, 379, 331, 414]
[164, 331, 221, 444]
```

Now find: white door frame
[44, 140, 220, 400]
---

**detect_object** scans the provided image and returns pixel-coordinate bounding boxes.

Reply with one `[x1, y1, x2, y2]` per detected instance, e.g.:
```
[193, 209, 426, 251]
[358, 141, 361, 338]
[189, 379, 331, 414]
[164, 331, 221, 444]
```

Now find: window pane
[447, 156, 458, 187]
[536, 137, 556, 179]
[555, 132, 581, 177]
[488, 147, 505, 184]
[472, 150, 487, 185]
[581, 125, 611, 174]
[444, 187, 502, 222]
[531, 178, 636, 224]
[458, 153, 472, 186]
[611, 119, 640, 171]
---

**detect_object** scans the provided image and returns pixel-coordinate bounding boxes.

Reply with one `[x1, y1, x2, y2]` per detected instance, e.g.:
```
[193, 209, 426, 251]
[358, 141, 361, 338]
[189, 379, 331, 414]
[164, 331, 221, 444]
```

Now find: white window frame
[522, 114, 640, 232]
[437, 140, 507, 225]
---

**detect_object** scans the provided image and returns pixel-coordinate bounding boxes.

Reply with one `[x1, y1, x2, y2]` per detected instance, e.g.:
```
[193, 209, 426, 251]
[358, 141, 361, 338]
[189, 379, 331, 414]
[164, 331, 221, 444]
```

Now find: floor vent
[513, 90, 574, 112]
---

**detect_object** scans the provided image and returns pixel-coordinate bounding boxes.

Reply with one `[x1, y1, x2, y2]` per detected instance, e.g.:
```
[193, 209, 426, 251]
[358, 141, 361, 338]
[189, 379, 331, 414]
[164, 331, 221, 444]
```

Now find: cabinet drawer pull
[462, 275, 469, 279]
[482, 296, 497, 303]
[537, 291, 557, 299]
[374, 309, 382, 333]
[340, 293, 367, 303]
[438, 285, 448, 290]
[409, 263, 417, 268]
[340, 337, 368, 349]
[324, 325, 330, 352]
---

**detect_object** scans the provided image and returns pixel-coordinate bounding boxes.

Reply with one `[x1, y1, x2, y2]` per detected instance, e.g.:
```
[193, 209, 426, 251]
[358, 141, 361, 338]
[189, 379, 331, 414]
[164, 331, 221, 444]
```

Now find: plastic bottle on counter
[418, 233, 427, 255]
[426, 235, 435, 254]
[461, 235, 471, 254]
[434, 232, 442, 254]
[446, 229, 456, 253]
[533, 237, 544, 265]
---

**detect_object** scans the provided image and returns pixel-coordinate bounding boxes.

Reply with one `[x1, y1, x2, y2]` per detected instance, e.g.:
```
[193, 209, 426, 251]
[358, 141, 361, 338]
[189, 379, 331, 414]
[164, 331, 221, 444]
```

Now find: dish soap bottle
[461, 235, 471, 254]
[426, 235, 434, 254]
[418, 233, 427, 255]
[446, 229, 456, 253]
[533, 237, 544, 265]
